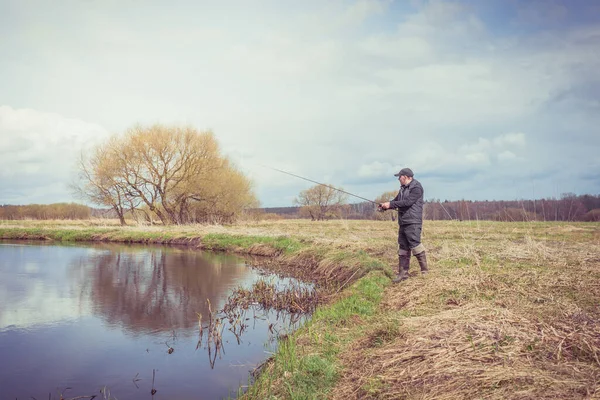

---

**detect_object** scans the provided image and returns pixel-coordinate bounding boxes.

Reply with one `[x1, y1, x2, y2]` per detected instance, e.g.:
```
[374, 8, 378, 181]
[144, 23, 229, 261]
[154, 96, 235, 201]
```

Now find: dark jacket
[389, 178, 424, 225]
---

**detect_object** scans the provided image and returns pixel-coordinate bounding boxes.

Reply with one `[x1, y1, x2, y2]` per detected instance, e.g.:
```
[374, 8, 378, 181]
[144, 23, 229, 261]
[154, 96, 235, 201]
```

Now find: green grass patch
[0, 228, 305, 256]
[0, 227, 116, 241]
[0, 227, 186, 243]
[202, 233, 303, 254]
[324, 249, 392, 279]
[361, 376, 386, 399]
[244, 272, 389, 399]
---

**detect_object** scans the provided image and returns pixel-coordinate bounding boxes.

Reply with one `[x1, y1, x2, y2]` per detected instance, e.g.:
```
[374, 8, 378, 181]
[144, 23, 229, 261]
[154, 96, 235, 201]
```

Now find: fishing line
[259, 164, 380, 205]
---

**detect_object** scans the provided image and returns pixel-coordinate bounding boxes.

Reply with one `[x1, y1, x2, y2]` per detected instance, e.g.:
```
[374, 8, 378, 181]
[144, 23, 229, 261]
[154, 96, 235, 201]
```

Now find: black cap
[394, 168, 414, 177]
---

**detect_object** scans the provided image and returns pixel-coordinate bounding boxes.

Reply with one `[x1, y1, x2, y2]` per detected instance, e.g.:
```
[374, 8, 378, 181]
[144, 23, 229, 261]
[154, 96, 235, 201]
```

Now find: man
[379, 168, 428, 282]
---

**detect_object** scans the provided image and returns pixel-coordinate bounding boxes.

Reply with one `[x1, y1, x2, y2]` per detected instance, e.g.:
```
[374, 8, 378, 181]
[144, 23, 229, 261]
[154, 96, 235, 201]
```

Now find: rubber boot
[415, 251, 428, 275]
[392, 254, 411, 283]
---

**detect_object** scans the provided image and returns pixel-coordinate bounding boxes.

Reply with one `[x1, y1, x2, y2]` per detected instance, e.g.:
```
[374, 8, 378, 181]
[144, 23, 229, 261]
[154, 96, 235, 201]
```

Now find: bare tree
[72, 138, 133, 225]
[294, 184, 348, 221]
[74, 124, 258, 225]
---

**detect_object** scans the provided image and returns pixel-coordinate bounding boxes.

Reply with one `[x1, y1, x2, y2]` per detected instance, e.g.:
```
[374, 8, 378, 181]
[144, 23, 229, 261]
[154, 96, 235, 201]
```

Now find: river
[0, 240, 306, 399]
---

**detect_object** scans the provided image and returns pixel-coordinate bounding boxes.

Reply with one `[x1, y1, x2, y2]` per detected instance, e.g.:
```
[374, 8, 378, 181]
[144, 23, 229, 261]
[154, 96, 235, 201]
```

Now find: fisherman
[379, 168, 428, 282]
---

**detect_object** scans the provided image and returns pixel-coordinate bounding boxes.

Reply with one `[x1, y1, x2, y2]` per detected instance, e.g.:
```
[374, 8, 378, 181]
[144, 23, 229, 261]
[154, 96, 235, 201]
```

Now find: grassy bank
[2, 219, 600, 399]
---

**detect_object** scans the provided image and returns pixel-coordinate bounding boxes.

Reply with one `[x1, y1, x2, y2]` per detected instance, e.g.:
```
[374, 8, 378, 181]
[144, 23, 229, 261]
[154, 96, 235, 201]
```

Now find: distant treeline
[258, 194, 600, 222]
[0, 203, 92, 220]
[420, 194, 600, 222]
[3, 194, 599, 222]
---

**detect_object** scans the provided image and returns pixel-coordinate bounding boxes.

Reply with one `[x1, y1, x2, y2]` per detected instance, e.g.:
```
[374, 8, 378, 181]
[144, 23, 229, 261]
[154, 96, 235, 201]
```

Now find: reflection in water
[0, 241, 310, 400]
[0, 242, 94, 329]
[196, 275, 316, 370]
[70, 246, 249, 334]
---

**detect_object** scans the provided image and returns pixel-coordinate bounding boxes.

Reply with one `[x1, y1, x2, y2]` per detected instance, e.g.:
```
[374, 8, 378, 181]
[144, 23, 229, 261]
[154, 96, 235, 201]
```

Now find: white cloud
[464, 152, 490, 166]
[460, 138, 492, 153]
[498, 150, 517, 161]
[493, 132, 526, 148]
[382, 132, 527, 184]
[0, 106, 109, 203]
[338, 0, 389, 27]
[357, 35, 434, 67]
[358, 161, 394, 178]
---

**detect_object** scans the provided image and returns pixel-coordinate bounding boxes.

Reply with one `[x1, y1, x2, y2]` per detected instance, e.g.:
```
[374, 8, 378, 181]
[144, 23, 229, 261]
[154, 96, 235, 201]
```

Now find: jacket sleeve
[389, 185, 422, 209]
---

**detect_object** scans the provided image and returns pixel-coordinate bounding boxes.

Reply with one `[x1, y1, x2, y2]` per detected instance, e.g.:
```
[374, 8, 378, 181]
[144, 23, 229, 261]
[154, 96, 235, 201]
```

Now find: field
[1, 219, 600, 399]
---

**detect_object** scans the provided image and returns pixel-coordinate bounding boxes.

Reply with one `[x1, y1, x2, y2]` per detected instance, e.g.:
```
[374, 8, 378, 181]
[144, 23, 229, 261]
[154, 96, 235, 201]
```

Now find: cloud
[405, 133, 526, 173]
[497, 151, 517, 161]
[358, 161, 394, 178]
[338, 0, 389, 27]
[0, 0, 599, 206]
[0, 106, 109, 204]
[348, 132, 528, 191]
[493, 133, 526, 148]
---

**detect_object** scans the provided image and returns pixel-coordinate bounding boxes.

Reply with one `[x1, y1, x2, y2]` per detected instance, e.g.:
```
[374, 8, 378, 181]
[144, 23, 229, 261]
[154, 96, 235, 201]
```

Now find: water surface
[0, 241, 303, 399]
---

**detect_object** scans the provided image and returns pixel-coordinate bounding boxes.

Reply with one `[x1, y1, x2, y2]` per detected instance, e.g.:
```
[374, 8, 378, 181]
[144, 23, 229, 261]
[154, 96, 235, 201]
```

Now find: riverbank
[1, 219, 599, 399]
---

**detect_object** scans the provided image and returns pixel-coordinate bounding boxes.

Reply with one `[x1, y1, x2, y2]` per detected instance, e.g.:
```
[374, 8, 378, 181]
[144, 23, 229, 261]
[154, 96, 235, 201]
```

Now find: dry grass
[330, 221, 600, 400]
[336, 305, 600, 399]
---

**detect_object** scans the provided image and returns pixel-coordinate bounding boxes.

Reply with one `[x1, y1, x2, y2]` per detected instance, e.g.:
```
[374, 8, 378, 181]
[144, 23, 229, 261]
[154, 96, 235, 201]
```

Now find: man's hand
[379, 202, 391, 210]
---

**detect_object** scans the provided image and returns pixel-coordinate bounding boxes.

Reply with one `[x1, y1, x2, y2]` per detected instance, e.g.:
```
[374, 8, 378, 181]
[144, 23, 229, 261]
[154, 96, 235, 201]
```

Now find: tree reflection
[70, 245, 250, 335]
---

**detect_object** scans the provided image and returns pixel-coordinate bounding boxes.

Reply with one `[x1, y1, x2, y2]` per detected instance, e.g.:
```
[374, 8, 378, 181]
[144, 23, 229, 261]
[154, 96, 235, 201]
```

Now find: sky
[1, 0, 599, 207]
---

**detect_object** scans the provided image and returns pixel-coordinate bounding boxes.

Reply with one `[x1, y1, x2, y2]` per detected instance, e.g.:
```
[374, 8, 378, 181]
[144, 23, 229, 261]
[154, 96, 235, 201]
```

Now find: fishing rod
[261, 165, 450, 218]
[262, 165, 381, 206]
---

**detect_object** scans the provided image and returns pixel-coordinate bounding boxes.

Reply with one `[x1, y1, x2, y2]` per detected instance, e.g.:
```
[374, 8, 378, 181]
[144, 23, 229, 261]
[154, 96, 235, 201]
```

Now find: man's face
[399, 175, 409, 186]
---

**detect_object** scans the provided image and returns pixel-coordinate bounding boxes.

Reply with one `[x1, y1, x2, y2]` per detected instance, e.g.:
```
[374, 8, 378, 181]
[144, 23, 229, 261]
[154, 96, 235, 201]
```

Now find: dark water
[0, 241, 305, 400]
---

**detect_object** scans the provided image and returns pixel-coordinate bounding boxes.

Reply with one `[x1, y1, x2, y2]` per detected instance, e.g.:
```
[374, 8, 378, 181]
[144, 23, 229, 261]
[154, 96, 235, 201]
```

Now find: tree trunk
[112, 204, 127, 226]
